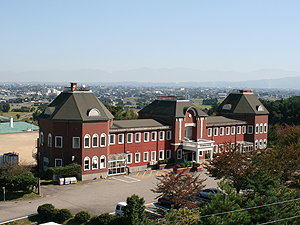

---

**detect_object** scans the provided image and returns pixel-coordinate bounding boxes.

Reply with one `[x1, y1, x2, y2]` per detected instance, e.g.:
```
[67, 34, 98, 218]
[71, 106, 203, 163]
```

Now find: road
[0, 169, 218, 223]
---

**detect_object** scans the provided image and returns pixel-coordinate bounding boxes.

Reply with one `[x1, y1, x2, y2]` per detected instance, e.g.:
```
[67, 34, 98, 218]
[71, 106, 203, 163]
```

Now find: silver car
[199, 188, 218, 199]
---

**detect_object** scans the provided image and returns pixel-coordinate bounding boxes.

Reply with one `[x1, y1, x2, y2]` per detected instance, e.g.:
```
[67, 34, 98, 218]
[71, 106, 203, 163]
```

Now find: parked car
[157, 197, 178, 209]
[115, 202, 127, 216]
[198, 188, 218, 199]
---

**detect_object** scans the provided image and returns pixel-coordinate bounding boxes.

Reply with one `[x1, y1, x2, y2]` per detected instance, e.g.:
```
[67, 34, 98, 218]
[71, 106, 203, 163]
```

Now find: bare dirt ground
[0, 132, 38, 165]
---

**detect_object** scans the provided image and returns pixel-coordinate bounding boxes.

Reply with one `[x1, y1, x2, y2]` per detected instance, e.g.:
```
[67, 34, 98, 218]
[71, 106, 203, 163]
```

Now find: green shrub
[75, 211, 91, 223]
[46, 163, 82, 180]
[193, 162, 200, 167]
[175, 164, 181, 168]
[168, 158, 174, 163]
[56, 208, 72, 221]
[37, 203, 57, 220]
[180, 163, 186, 168]
[90, 213, 115, 225]
[205, 153, 210, 159]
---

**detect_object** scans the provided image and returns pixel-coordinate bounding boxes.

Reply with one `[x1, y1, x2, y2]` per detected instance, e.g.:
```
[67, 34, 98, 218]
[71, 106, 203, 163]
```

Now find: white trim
[55, 158, 62, 167]
[143, 152, 149, 162]
[144, 132, 149, 142]
[118, 134, 124, 144]
[135, 132, 141, 143]
[166, 149, 171, 159]
[185, 123, 196, 127]
[110, 134, 115, 145]
[127, 133, 133, 143]
[151, 131, 157, 141]
[159, 131, 164, 141]
[167, 130, 172, 140]
[213, 127, 218, 136]
[92, 134, 99, 147]
[84, 134, 90, 148]
[48, 133, 52, 147]
[92, 156, 98, 170]
[159, 150, 164, 160]
[55, 136, 63, 148]
[151, 151, 156, 161]
[100, 133, 106, 147]
[84, 156, 90, 170]
[207, 128, 212, 137]
[220, 127, 224, 136]
[100, 155, 106, 168]
[127, 153, 132, 164]
[177, 149, 182, 159]
[135, 153, 140, 163]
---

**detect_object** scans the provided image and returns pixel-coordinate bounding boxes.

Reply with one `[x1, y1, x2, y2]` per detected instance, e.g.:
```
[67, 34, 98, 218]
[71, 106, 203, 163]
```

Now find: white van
[115, 202, 127, 216]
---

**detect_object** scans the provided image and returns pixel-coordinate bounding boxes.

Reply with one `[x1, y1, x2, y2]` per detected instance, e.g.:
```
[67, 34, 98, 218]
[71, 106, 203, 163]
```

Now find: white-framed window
[219, 144, 224, 152]
[177, 149, 182, 159]
[167, 130, 172, 140]
[110, 134, 115, 145]
[127, 133, 133, 143]
[260, 124, 263, 133]
[135, 133, 141, 143]
[166, 149, 171, 159]
[100, 155, 106, 168]
[231, 126, 235, 135]
[92, 134, 98, 147]
[259, 139, 263, 149]
[256, 124, 259, 134]
[159, 150, 164, 160]
[263, 139, 267, 148]
[255, 140, 258, 149]
[199, 151, 203, 156]
[226, 127, 230, 135]
[84, 157, 90, 170]
[242, 126, 246, 134]
[214, 128, 218, 136]
[220, 127, 224, 136]
[237, 126, 241, 134]
[127, 153, 132, 164]
[118, 134, 124, 144]
[214, 145, 218, 153]
[151, 131, 157, 141]
[84, 134, 90, 148]
[55, 136, 63, 148]
[55, 158, 62, 167]
[92, 156, 98, 170]
[264, 123, 268, 133]
[231, 143, 235, 150]
[151, 151, 156, 161]
[40, 132, 44, 145]
[159, 131, 164, 141]
[207, 128, 212, 137]
[143, 152, 149, 162]
[48, 133, 52, 147]
[100, 133, 106, 147]
[144, 132, 149, 142]
[135, 153, 140, 163]
[73, 137, 80, 148]
[248, 125, 253, 134]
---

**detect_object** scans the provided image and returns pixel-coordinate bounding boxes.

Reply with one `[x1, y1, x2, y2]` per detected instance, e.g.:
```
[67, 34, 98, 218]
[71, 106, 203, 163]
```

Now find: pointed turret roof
[39, 83, 114, 121]
[217, 90, 269, 115]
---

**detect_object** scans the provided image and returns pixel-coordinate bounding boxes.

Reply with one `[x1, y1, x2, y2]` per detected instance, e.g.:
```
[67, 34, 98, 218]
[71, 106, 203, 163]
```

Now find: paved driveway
[0, 169, 218, 223]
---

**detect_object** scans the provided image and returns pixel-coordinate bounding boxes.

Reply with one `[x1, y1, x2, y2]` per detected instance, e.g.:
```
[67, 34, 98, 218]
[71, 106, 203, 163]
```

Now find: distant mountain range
[0, 68, 300, 89]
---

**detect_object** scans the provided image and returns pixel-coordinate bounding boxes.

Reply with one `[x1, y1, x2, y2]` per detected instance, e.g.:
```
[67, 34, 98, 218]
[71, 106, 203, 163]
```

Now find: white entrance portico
[182, 139, 215, 162]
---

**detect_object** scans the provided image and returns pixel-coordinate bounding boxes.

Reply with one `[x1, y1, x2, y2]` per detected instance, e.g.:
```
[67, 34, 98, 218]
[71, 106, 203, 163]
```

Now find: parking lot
[0, 169, 218, 223]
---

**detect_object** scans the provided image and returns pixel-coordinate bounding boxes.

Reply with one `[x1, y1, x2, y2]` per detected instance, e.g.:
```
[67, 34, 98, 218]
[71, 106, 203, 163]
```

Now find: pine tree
[122, 194, 147, 225]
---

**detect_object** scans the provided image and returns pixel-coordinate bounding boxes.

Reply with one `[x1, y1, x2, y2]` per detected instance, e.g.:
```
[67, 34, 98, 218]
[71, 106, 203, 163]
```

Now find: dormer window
[257, 105, 264, 111]
[88, 108, 101, 117]
[222, 104, 231, 110]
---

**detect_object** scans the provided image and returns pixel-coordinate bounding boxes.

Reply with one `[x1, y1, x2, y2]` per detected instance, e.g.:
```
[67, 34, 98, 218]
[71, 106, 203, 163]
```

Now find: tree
[205, 147, 256, 193]
[200, 180, 251, 225]
[0, 102, 10, 112]
[122, 194, 147, 225]
[151, 172, 206, 208]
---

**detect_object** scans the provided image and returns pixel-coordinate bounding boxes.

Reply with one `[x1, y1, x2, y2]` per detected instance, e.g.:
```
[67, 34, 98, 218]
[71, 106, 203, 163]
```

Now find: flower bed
[173, 162, 202, 173]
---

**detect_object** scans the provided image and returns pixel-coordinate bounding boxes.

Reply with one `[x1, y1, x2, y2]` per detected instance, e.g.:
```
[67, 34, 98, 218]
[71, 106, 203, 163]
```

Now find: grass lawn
[0, 191, 40, 201]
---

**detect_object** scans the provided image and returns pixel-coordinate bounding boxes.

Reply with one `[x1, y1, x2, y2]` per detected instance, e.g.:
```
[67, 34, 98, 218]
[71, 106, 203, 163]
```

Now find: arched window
[100, 133, 106, 147]
[92, 156, 98, 169]
[84, 134, 90, 148]
[100, 155, 106, 169]
[84, 157, 90, 170]
[92, 134, 98, 147]
[48, 133, 52, 147]
[260, 124, 263, 133]
[40, 132, 44, 145]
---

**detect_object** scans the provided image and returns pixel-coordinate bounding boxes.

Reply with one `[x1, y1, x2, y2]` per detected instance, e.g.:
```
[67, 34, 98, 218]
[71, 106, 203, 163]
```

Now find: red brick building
[37, 83, 269, 180]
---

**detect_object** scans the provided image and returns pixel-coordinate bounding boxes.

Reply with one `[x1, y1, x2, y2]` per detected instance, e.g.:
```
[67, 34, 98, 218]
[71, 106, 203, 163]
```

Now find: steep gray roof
[217, 91, 269, 115]
[39, 91, 114, 121]
[110, 119, 171, 131]
[139, 99, 207, 118]
[206, 116, 247, 126]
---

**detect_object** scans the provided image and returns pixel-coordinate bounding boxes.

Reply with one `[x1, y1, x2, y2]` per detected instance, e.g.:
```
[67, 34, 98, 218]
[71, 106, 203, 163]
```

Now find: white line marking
[124, 176, 141, 181]
[112, 177, 141, 183]
[145, 209, 163, 217]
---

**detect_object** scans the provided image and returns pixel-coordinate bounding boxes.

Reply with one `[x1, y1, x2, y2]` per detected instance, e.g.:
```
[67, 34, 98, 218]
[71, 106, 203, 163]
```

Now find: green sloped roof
[217, 92, 269, 115]
[39, 92, 114, 121]
[0, 116, 39, 134]
[110, 119, 171, 130]
[139, 99, 207, 118]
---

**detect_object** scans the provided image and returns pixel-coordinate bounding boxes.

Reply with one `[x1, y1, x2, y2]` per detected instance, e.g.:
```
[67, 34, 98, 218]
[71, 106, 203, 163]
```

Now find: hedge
[46, 163, 82, 180]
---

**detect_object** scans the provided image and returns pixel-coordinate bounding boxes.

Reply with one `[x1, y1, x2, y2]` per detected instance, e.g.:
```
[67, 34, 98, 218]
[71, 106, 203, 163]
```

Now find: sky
[1, 1, 300, 81]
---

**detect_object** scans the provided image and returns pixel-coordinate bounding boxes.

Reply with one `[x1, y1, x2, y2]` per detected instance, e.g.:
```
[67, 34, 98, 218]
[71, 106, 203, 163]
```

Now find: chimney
[10, 116, 13, 128]
[71, 82, 77, 91]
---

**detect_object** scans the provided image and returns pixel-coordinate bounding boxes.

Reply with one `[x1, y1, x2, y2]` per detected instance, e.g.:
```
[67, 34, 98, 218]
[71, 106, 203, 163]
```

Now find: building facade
[37, 83, 269, 180]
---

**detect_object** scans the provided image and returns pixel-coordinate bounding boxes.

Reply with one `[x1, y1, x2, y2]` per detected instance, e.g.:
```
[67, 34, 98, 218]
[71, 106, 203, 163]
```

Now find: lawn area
[0, 191, 40, 201]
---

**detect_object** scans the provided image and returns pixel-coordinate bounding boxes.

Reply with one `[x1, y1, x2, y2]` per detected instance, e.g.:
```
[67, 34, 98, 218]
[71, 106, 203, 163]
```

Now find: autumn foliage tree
[151, 171, 206, 208]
